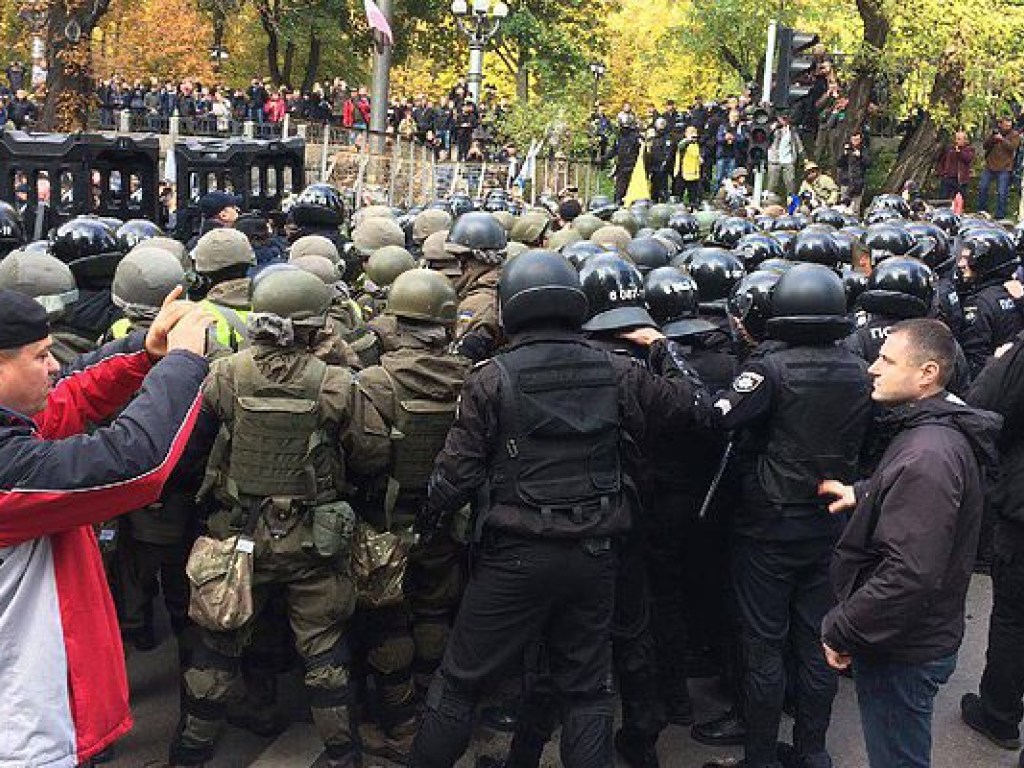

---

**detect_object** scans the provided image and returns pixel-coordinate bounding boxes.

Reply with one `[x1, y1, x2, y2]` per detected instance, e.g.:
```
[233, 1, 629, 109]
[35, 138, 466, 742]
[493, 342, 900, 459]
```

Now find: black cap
[200, 191, 242, 218]
[0, 289, 50, 350]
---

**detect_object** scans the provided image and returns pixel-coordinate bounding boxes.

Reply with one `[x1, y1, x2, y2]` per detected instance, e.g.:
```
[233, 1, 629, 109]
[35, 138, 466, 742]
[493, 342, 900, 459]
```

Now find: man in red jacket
[0, 287, 213, 768]
[819, 319, 1002, 768]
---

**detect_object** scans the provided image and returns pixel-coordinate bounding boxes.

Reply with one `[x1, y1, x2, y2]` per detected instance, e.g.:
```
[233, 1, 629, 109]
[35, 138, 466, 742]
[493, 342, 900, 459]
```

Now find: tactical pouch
[186, 500, 261, 632]
[186, 533, 255, 632]
[311, 500, 357, 560]
[351, 521, 413, 609]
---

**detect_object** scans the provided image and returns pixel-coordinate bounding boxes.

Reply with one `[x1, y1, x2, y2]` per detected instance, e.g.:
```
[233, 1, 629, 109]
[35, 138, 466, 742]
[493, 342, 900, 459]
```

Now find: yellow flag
[624, 141, 650, 206]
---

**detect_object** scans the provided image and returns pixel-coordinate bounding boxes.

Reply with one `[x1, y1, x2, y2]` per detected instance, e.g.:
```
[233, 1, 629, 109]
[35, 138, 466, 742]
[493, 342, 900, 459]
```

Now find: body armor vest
[381, 358, 457, 499]
[490, 339, 622, 527]
[756, 347, 870, 510]
[209, 351, 338, 507]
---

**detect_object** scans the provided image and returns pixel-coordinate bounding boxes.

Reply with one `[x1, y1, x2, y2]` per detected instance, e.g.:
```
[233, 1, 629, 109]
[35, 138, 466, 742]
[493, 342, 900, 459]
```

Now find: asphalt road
[107, 575, 1017, 768]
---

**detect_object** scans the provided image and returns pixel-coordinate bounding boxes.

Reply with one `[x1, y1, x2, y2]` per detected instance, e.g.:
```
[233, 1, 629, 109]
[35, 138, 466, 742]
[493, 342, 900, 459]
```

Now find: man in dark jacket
[820, 318, 1001, 768]
[961, 330, 1024, 753]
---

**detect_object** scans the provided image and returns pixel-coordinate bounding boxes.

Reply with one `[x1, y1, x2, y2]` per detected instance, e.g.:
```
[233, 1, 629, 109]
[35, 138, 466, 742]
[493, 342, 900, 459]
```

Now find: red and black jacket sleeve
[0, 349, 209, 547]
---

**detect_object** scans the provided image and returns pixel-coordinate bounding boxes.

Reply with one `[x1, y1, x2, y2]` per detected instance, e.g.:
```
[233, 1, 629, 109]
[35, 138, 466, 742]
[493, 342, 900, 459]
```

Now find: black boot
[615, 728, 659, 768]
[691, 709, 746, 746]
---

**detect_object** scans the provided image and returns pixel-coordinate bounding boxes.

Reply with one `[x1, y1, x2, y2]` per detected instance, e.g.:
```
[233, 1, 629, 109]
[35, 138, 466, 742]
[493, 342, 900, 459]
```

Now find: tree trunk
[41, 0, 113, 131]
[515, 52, 529, 104]
[282, 41, 295, 89]
[884, 39, 966, 194]
[819, 0, 889, 173]
[301, 30, 320, 94]
[258, 1, 283, 86]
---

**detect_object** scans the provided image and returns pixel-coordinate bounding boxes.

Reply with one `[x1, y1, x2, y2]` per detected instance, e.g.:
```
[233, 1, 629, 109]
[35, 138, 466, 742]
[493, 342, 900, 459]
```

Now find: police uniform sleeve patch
[732, 371, 764, 393]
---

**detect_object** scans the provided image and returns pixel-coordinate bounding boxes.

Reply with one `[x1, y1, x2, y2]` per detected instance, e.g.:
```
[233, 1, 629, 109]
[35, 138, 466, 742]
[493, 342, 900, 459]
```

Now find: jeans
[978, 168, 1013, 219]
[854, 653, 957, 768]
[939, 176, 966, 201]
[714, 157, 737, 192]
[766, 162, 797, 198]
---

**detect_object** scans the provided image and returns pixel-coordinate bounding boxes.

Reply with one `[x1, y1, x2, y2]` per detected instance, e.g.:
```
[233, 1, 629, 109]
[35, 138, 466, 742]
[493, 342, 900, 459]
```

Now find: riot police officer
[955, 227, 1024, 378]
[444, 211, 507, 362]
[171, 268, 391, 768]
[410, 250, 712, 768]
[350, 269, 471, 761]
[709, 264, 872, 768]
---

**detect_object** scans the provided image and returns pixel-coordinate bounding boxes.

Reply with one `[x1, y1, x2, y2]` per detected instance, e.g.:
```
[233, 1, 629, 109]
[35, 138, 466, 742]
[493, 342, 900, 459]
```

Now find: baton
[698, 439, 733, 520]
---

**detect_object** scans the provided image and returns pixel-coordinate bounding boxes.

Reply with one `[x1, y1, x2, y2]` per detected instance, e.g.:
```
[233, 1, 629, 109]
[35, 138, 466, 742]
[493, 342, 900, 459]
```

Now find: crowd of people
[3, 169, 1024, 768]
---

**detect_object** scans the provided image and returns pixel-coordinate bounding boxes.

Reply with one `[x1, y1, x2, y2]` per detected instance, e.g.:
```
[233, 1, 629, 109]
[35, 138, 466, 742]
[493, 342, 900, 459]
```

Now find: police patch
[732, 371, 764, 393]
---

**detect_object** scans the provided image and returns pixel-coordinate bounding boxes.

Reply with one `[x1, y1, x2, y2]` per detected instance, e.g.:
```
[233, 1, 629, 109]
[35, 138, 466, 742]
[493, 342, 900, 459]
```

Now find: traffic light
[747, 106, 772, 170]
[771, 26, 820, 110]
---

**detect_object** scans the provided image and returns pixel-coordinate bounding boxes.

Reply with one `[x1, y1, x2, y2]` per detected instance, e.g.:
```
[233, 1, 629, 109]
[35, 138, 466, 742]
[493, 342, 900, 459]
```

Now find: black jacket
[822, 394, 1001, 662]
[968, 332, 1024, 537]
[958, 281, 1024, 378]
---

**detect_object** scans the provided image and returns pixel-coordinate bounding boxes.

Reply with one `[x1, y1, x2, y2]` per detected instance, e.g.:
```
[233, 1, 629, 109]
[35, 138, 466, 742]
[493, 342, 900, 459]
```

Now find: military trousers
[731, 534, 837, 768]
[410, 533, 618, 768]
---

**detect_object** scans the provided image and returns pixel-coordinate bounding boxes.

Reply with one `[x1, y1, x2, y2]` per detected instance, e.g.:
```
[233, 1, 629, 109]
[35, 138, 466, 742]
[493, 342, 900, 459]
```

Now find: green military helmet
[510, 212, 551, 246]
[352, 204, 396, 228]
[694, 207, 723, 238]
[290, 234, 342, 266]
[648, 203, 675, 229]
[366, 245, 417, 288]
[610, 209, 640, 236]
[505, 241, 530, 260]
[0, 249, 78, 319]
[572, 213, 605, 240]
[423, 229, 461, 277]
[250, 266, 332, 326]
[590, 224, 632, 253]
[386, 268, 458, 325]
[491, 210, 516, 233]
[143, 236, 190, 272]
[548, 226, 583, 251]
[112, 247, 186, 311]
[412, 209, 453, 244]
[290, 254, 342, 285]
[352, 217, 406, 257]
[192, 228, 256, 274]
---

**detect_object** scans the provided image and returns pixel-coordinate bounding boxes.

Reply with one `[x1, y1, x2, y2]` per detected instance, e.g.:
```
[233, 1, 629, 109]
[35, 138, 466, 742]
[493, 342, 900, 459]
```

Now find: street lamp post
[451, 0, 509, 104]
[589, 60, 605, 107]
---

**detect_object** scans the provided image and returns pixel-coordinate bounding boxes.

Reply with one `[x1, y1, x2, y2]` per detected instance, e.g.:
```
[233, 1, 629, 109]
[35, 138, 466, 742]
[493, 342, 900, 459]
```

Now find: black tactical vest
[490, 339, 622, 529]
[756, 346, 871, 511]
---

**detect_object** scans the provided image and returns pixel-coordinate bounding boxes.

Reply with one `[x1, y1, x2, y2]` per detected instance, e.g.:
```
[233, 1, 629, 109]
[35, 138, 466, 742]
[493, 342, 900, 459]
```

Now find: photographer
[837, 130, 870, 214]
[978, 117, 1020, 219]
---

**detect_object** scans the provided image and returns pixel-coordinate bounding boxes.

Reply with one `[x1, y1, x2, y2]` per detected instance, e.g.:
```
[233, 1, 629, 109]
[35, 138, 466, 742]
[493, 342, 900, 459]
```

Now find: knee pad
[304, 639, 353, 708]
[412, 619, 450, 662]
[369, 635, 416, 677]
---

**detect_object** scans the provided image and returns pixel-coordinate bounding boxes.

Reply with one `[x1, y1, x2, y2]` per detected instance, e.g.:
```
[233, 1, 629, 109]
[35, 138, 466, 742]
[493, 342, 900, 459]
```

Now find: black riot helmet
[450, 194, 475, 219]
[771, 215, 805, 232]
[841, 267, 869, 311]
[811, 207, 846, 229]
[766, 263, 853, 343]
[49, 216, 124, 284]
[498, 249, 588, 334]
[626, 236, 671, 275]
[709, 215, 756, 248]
[869, 193, 912, 219]
[116, 219, 163, 253]
[645, 266, 716, 338]
[297, 183, 346, 217]
[588, 194, 616, 220]
[927, 207, 961, 237]
[860, 257, 935, 319]
[759, 257, 795, 274]
[654, 227, 684, 252]
[863, 223, 918, 265]
[728, 269, 781, 341]
[686, 247, 746, 307]
[788, 230, 841, 268]
[905, 222, 953, 274]
[561, 240, 609, 270]
[734, 233, 784, 271]
[667, 212, 701, 244]
[956, 227, 1019, 289]
[864, 207, 905, 226]
[446, 211, 508, 253]
[0, 200, 26, 257]
[579, 253, 656, 331]
[830, 231, 856, 266]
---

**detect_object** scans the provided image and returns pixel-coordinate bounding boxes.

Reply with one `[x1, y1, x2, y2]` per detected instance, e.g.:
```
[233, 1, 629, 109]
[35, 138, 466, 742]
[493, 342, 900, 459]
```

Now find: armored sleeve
[711, 359, 775, 430]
